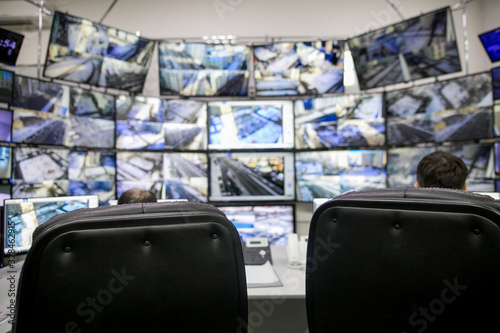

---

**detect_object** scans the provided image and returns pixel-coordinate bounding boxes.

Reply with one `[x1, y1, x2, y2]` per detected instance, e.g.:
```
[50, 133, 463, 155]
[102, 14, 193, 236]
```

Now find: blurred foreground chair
[306, 188, 500, 333]
[13, 202, 248, 333]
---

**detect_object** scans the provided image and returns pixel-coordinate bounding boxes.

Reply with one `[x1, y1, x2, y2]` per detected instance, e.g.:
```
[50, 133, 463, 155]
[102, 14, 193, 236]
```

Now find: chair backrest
[13, 201, 248, 333]
[306, 187, 500, 333]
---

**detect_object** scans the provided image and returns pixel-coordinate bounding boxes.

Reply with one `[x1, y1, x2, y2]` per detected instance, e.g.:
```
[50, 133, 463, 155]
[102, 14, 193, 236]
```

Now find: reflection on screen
[295, 149, 387, 202]
[217, 205, 294, 245]
[348, 7, 461, 90]
[158, 42, 250, 96]
[254, 40, 344, 96]
[0, 109, 12, 143]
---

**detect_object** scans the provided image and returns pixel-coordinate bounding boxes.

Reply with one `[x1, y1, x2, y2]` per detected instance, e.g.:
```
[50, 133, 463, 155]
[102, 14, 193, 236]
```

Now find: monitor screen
[209, 151, 295, 202]
[44, 11, 154, 93]
[253, 40, 344, 96]
[68, 151, 116, 204]
[216, 204, 295, 245]
[0, 147, 11, 180]
[388, 144, 494, 191]
[158, 42, 250, 96]
[116, 96, 207, 150]
[294, 93, 384, 149]
[11, 75, 116, 148]
[492, 66, 500, 101]
[11, 147, 70, 199]
[0, 27, 24, 67]
[348, 7, 461, 90]
[0, 69, 14, 104]
[3, 194, 99, 254]
[386, 72, 493, 146]
[295, 149, 387, 202]
[479, 27, 500, 62]
[117, 151, 208, 202]
[208, 100, 294, 150]
[0, 109, 12, 142]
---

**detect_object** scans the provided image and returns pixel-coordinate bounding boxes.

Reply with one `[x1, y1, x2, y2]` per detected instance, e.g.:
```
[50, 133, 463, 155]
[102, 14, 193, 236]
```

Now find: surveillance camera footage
[0, 109, 12, 142]
[116, 96, 207, 150]
[295, 149, 387, 202]
[217, 205, 294, 246]
[208, 100, 294, 150]
[12, 76, 116, 148]
[294, 93, 384, 149]
[117, 151, 208, 202]
[349, 7, 461, 91]
[44, 11, 154, 93]
[11, 147, 70, 198]
[254, 40, 344, 96]
[209, 152, 295, 202]
[68, 151, 116, 203]
[158, 42, 250, 96]
[386, 72, 494, 145]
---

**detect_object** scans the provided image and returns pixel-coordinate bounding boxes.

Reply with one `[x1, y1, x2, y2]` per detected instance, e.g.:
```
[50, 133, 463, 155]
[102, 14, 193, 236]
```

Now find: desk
[246, 245, 308, 333]
[0, 246, 307, 333]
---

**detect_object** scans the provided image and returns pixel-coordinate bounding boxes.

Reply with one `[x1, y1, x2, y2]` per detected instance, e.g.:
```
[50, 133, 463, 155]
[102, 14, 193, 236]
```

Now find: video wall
[0, 68, 497, 206]
[0, 5, 499, 207]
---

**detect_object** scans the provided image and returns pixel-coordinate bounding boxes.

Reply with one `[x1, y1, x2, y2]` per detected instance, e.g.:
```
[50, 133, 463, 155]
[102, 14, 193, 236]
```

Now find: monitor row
[0, 143, 497, 205]
[5, 7, 482, 95]
[0, 71, 498, 150]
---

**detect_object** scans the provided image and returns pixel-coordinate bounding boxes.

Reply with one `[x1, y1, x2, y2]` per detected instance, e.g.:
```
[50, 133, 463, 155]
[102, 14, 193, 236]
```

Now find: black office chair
[306, 187, 500, 333]
[12, 201, 248, 333]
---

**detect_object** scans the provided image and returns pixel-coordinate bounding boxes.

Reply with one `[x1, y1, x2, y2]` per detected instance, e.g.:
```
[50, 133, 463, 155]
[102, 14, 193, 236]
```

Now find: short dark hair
[117, 189, 157, 205]
[416, 151, 468, 190]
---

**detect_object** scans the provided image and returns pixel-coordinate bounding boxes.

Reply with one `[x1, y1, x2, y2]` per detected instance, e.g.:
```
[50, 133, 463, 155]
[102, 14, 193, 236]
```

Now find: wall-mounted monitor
[209, 151, 295, 202]
[116, 96, 207, 150]
[294, 93, 384, 149]
[44, 11, 154, 93]
[3, 194, 99, 254]
[12, 75, 116, 148]
[0, 109, 12, 142]
[0, 69, 14, 104]
[158, 42, 250, 96]
[348, 7, 461, 91]
[492, 66, 500, 101]
[68, 151, 116, 204]
[216, 204, 295, 245]
[117, 151, 208, 202]
[295, 149, 387, 202]
[208, 100, 294, 150]
[386, 72, 493, 146]
[253, 40, 344, 96]
[388, 144, 494, 191]
[479, 27, 500, 63]
[11, 147, 70, 199]
[494, 104, 500, 136]
[0, 27, 24, 67]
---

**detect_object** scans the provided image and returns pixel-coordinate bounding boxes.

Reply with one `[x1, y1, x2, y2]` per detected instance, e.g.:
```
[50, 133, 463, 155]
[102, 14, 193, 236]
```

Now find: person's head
[117, 189, 157, 205]
[414, 151, 468, 190]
